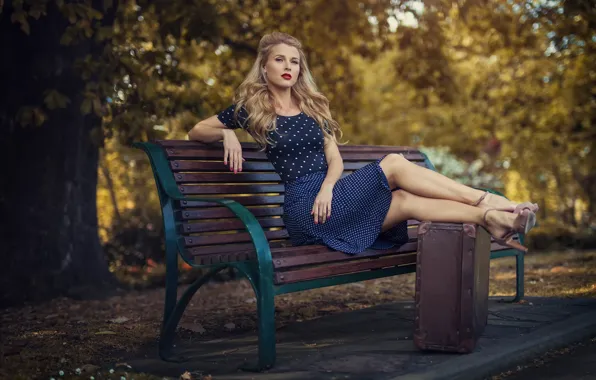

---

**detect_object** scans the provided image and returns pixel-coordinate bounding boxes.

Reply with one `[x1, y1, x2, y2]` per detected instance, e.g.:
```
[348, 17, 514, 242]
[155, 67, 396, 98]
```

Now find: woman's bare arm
[188, 115, 229, 143]
[322, 136, 344, 189]
[188, 115, 245, 173]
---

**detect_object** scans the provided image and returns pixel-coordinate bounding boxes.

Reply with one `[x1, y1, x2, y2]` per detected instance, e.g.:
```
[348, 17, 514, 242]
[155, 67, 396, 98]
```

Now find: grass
[1, 249, 595, 380]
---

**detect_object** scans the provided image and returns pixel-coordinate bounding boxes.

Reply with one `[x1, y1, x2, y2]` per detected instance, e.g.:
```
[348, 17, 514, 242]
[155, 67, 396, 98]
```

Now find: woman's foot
[473, 191, 539, 214]
[483, 208, 536, 252]
[483, 209, 517, 238]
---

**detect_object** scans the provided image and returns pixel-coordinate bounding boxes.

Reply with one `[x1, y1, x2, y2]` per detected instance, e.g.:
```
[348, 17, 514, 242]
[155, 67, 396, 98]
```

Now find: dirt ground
[1, 249, 595, 380]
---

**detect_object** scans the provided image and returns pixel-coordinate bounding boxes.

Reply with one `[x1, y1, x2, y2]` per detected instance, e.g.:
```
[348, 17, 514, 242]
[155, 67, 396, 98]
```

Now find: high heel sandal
[473, 191, 539, 214]
[514, 201, 540, 214]
[483, 208, 536, 253]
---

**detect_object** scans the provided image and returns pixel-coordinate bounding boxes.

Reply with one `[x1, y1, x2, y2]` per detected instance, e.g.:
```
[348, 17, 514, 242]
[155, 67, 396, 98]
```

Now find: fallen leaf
[224, 323, 235, 331]
[95, 330, 117, 335]
[109, 316, 130, 324]
[345, 303, 364, 310]
[550, 266, 569, 273]
[180, 371, 193, 380]
[80, 364, 100, 373]
[179, 323, 206, 334]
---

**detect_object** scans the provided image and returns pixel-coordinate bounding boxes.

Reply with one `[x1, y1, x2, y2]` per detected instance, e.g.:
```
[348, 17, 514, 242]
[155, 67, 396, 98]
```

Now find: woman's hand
[311, 185, 333, 224]
[222, 129, 245, 173]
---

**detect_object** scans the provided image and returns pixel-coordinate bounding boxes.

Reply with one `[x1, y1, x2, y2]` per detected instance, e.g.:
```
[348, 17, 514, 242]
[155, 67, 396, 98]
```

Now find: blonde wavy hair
[231, 32, 343, 148]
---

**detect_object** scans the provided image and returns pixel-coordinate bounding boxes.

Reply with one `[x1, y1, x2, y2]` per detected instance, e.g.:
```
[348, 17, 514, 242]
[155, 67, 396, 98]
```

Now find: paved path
[494, 335, 596, 380]
[125, 297, 596, 380]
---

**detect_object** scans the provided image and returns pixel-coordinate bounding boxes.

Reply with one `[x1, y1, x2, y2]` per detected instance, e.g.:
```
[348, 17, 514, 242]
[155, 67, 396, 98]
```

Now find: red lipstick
[281, 74, 292, 80]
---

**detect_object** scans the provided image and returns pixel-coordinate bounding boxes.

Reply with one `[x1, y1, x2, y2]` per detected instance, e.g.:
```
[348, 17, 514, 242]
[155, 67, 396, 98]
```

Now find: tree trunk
[0, 2, 114, 307]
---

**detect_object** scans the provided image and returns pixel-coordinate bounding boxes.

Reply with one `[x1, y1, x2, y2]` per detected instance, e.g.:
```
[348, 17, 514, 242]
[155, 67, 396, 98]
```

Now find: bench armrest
[133, 142, 273, 273]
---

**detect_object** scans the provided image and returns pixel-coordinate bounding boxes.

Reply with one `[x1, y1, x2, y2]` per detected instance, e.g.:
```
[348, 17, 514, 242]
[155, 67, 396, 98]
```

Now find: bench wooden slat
[179, 184, 285, 195]
[184, 229, 289, 247]
[178, 208, 420, 223]
[170, 160, 425, 172]
[166, 148, 426, 162]
[340, 146, 420, 153]
[199, 251, 254, 265]
[341, 152, 426, 161]
[171, 161, 275, 172]
[181, 217, 285, 233]
[174, 165, 425, 184]
[273, 241, 418, 269]
[178, 195, 285, 208]
[166, 149, 268, 160]
[174, 173, 282, 183]
[157, 140, 419, 153]
[274, 253, 417, 284]
[157, 140, 266, 150]
[188, 241, 290, 260]
[265, 228, 418, 260]
[177, 207, 284, 220]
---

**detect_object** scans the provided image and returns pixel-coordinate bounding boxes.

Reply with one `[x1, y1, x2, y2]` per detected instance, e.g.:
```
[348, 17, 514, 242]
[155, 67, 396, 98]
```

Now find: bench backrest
[153, 140, 432, 260]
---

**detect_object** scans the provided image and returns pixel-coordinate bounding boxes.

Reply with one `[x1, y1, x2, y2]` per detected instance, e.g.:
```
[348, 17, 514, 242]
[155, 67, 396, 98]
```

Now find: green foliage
[16, 105, 47, 127]
[420, 146, 503, 190]
[43, 89, 70, 110]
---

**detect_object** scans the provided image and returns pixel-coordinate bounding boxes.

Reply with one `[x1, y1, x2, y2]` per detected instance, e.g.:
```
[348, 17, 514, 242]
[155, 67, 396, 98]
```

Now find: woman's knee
[380, 153, 408, 187]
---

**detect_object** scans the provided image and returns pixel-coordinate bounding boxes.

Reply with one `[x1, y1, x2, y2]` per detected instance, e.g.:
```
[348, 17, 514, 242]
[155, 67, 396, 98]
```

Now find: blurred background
[1, 0, 595, 304]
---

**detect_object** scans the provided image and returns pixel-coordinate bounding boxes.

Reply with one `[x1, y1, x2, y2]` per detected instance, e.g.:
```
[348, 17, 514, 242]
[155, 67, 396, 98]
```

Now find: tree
[0, 0, 117, 307]
[0, 0, 227, 306]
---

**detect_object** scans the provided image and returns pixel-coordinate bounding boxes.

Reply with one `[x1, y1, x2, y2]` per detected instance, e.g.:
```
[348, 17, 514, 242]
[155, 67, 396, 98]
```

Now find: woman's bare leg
[379, 153, 517, 210]
[381, 189, 517, 239]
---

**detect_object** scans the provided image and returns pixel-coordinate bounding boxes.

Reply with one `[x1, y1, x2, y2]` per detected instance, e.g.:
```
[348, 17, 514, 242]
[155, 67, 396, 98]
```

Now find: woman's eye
[276, 58, 283, 62]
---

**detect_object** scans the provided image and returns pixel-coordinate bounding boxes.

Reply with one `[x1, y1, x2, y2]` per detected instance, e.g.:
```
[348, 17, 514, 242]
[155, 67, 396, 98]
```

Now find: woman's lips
[281, 74, 292, 80]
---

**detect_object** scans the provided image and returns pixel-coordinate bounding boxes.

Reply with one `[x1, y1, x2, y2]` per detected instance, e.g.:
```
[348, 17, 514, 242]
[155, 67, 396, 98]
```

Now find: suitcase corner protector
[463, 223, 477, 238]
[417, 221, 431, 235]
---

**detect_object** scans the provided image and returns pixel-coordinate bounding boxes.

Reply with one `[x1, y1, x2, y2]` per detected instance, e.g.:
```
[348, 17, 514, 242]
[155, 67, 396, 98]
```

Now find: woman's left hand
[312, 186, 333, 224]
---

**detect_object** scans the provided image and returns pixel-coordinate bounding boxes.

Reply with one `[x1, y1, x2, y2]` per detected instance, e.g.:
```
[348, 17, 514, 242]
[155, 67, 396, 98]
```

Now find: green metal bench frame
[134, 141, 525, 371]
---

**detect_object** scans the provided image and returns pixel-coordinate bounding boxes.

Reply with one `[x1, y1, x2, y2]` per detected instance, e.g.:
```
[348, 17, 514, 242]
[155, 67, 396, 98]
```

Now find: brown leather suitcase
[413, 221, 491, 353]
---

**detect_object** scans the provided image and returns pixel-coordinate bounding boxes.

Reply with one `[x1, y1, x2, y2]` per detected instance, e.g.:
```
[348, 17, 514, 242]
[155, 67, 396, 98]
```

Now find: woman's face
[263, 43, 300, 89]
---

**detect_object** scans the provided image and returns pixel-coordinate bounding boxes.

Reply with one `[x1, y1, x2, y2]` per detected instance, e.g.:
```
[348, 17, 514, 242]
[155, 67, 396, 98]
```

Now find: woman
[188, 32, 537, 254]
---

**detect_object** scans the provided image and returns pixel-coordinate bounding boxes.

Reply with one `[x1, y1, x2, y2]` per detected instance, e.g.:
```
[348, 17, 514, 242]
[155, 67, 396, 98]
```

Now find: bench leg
[239, 266, 276, 372]
[159, 265, 228, 362]
[513, 251, 525, 303]
[161, 243, 178, 340]
[497, 250, 525, 303]
[256, 279, 276, 371]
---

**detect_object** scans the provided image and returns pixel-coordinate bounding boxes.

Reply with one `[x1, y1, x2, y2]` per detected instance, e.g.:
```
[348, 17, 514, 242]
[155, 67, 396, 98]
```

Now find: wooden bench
[134, 140, 526, 370]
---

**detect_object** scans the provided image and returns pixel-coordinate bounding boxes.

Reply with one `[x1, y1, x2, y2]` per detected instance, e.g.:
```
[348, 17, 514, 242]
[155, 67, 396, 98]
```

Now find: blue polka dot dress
[217, 104, 409, 254]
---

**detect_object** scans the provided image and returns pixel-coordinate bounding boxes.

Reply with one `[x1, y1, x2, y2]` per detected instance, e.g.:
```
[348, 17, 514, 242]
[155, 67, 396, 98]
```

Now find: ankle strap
[473, 191, 489, 207]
